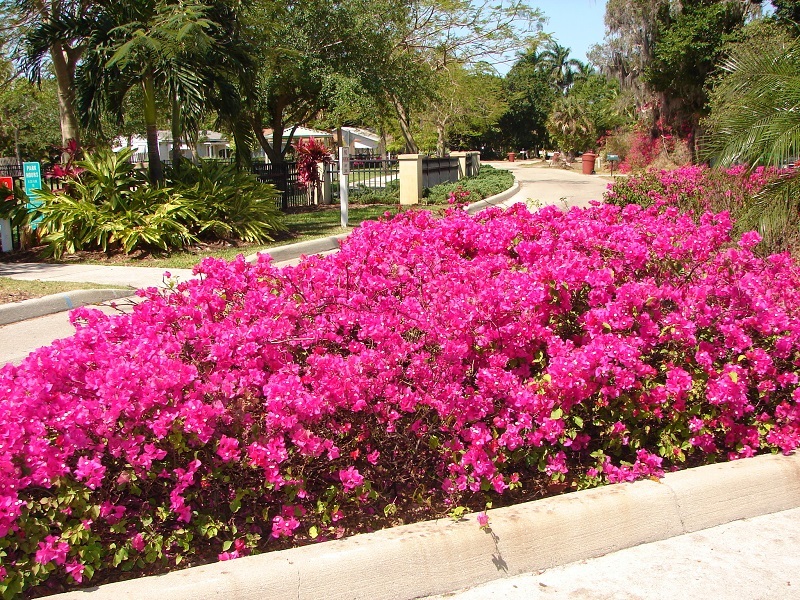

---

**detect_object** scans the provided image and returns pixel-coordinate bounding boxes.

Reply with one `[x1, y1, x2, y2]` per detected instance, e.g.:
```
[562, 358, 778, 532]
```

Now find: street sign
[0, 176, 13, 252]
[339, 147, 351, 175]
[23, 162, 42, 196]
[22, 161, 43, 229]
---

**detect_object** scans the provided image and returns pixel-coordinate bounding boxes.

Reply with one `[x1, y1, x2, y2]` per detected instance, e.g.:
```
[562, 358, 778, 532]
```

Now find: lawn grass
[52, 204, 418, 269]
[0, 277, 130, 305]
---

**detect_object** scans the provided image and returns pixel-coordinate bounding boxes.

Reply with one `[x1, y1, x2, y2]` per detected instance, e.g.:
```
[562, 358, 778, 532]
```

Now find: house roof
[341, 127, 380, 142]
[263, 126, 334, 139]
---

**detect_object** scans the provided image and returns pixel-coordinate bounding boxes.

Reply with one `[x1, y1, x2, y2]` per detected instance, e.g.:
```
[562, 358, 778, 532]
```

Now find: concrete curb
[465, 178, 520, 214]
[55, 452, 800, 600]
[244, 233, 350, 264]
[0, 288, 134, 326]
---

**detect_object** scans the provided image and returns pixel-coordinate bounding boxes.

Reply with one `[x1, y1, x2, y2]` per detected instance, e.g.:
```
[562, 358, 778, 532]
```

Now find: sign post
[23, 162, 43, 229]
[339, 147, 350, 228]
[0, 176, 13, 252]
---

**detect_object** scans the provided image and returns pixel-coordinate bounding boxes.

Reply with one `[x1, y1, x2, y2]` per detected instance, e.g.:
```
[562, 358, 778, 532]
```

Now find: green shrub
[34, 149, 196, 257]
[168, 160, 286, 243]
[349, 180, 400, 205]
[423, 165, 514, 205]
[31, 150, 286, 258]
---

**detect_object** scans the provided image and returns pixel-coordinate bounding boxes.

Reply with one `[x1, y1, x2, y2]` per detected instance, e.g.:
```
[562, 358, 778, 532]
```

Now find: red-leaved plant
[293, 138, 332, 200]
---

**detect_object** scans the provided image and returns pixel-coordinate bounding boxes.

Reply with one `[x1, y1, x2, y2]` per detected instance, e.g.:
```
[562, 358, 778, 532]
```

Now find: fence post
[451, 152, 468, 180]
[399, 153, 423, 205]
[317, 162, 332, 205]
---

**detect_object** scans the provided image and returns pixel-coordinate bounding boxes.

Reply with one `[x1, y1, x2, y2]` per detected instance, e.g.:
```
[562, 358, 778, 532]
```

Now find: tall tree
[415, 63, 507, 156]
[498, 45, 557, 154]
[236, 0, 387, 165]
[76, 0, 221, 182]
[590, 0, 757, 147]
[540, 41, 586, 93]
[645, 0, 755, 137]
[384, 0, 542, 152]
[15, 0, 96, 148]
[0, 55, 61, 161]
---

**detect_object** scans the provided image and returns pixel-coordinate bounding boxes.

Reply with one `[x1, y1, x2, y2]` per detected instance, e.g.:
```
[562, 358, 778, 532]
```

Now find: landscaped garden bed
[1, 197, 800, 597]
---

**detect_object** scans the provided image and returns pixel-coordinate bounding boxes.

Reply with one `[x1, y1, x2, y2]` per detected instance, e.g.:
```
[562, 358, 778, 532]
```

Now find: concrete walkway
[484, 159, 613, 210]
[0, 262, 194, 289]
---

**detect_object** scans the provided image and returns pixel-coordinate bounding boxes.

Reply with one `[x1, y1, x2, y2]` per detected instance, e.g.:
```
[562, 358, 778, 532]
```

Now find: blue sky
[538, 0, 608, 63]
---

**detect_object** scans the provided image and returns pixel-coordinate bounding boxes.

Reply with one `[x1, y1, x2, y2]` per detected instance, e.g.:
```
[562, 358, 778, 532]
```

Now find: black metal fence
[422, 157, 460, 189]
[251, 161, 312, 209]
[330, 158, 399, 200]
[0, 155, 402, 211]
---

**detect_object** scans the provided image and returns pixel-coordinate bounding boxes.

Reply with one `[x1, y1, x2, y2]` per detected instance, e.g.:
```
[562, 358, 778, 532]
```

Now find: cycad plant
[702, 33, 800, 249]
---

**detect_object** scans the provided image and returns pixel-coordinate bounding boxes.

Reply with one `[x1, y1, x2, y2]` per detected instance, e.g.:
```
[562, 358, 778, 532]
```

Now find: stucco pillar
[451, 151, 468, 180]
[399, 153, 423, 205]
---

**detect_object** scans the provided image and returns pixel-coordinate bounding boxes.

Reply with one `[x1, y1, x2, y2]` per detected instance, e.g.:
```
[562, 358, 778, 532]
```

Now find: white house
[253, 126, 335, 162]
[341, 127, 381, 155]
[114, 130, 232, 162]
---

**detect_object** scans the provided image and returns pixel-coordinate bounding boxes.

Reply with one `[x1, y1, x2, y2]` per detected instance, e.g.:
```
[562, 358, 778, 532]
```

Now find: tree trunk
[391, 96, 418, 154]
[252, 115, 283, 165]
[14, 127, 21, 163]
[171, 90, 182, 168]
[142, 75, 163, 183]
[50, 42, 81, 156]
[436, 122, 447, 157]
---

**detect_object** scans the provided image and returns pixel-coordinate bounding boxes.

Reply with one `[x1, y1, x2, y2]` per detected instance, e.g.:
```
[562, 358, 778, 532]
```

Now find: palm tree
[76, 0, 217, 182]
[19, 0, 97, 150]
[540, 41, 584, 94]
[546, 95, 596, 155]
[702, 34, 800, 246]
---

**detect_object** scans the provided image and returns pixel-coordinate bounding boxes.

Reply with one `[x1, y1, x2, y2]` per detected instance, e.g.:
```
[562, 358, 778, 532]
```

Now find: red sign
[0, 176, 13, 201]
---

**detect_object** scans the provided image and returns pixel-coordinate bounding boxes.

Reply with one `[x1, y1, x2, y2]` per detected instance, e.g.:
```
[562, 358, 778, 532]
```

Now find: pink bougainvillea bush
[604, 165, 800, 256]
[3, 202, 800, 596]
[605, 165, 772, 215]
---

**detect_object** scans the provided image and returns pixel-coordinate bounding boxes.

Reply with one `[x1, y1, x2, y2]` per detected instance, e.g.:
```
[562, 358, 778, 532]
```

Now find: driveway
[484, 160, 613, 210]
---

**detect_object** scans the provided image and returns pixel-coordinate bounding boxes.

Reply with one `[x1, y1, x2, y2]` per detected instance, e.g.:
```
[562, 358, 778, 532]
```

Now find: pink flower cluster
[605, 165, 775, 215]
[2, 200, 800, 594]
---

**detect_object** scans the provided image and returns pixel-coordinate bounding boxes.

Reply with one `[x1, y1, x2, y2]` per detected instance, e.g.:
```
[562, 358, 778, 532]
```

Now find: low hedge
[424, 165, 514, 204]
[1, 202, 800, 596]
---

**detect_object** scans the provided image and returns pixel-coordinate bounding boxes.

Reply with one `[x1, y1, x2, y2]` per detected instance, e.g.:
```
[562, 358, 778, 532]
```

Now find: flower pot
[581, 151, 597, 175]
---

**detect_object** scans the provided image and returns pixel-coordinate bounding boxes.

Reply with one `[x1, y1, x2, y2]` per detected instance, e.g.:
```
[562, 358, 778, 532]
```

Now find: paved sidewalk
[0, 262, 194, 289]
[428, 506, 800, 600]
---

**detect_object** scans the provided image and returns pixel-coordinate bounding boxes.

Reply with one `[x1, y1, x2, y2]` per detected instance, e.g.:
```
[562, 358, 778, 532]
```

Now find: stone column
[451, 151, 468, 180]
[399, 153, 423, 205]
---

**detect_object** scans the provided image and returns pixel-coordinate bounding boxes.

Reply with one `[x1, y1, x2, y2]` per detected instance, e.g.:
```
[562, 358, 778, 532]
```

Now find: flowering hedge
[2, 202, 800, 596]
[604, 165, 800, 256]
[605, 165, 770, 213]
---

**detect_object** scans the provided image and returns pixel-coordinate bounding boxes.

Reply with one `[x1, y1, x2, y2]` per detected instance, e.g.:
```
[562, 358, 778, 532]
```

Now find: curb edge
[0, 289, 134, 326]
[54, 452, 800, 600]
